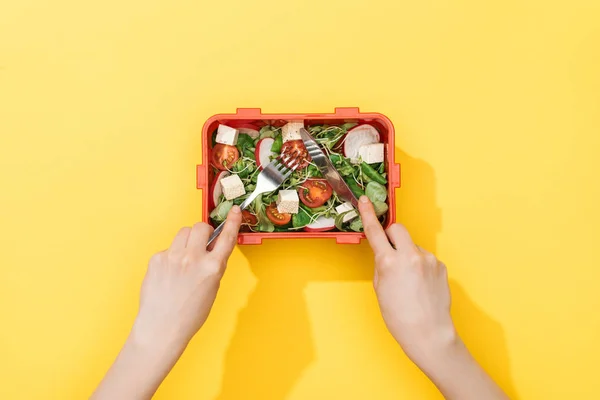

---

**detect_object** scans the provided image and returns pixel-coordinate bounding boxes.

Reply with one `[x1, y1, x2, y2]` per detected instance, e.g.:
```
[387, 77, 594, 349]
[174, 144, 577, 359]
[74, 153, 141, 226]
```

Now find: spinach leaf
[307, 205, 328, 214]
[243, 148, 255, 160]
[330, 154, 355, 176]
[271, 135, 283, 153]
[262, 191, 278, 205]
[309, 125, 324, 134]
[232, 159, 251, 179]
[292, 207, 312, 228]
[344, 176, 365, 198]
[372, 201, 389, 217]
[334, 210, 356, 231]
[210, 200, 233, 222]
[349, 217, 364, 232]
[236, 133, 254, 152]
[365, 181, 387, 203]
[259, 127, 276, 140]
[329, 154, 343, 164]
[307, 164, 322, 178]
[254, 195, 274, 232]
[341, 122, 358, 131]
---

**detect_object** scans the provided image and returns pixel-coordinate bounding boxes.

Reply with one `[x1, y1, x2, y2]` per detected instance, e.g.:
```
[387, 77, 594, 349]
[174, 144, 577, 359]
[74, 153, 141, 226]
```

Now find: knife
[299, 128, 360, 208]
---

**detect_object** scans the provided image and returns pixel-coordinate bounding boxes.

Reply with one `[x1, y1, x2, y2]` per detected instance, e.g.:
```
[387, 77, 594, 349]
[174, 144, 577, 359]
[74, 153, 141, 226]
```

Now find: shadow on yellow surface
[451, 282, 518, 399]
[396, 147, 517, 397]
[216, 239, 373, 400]
[394, 147, 441, 252]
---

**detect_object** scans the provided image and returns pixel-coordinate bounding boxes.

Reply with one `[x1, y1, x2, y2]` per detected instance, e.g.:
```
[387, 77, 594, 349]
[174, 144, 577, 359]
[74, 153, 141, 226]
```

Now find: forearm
[91, 325, 186, 400]
[418, 337, 508, 400]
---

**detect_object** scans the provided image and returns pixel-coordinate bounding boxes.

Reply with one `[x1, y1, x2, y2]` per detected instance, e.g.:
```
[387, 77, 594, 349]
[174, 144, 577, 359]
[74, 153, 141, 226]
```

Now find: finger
[187, 222, 214, 252]
[385, 224, 419, 255]
[358, 196, 393, 254]
[170, 227, 192, 251]
[211, 205, 243, 258]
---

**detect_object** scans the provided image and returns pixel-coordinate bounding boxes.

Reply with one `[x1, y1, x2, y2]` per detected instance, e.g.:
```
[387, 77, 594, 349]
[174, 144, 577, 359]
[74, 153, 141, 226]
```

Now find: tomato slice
[281, 140, 311, 169]
[240, 210, 258, 232]
[212, 144, 239, 171]
[266, 202, 292, 226]
[298, 179, 333, 208]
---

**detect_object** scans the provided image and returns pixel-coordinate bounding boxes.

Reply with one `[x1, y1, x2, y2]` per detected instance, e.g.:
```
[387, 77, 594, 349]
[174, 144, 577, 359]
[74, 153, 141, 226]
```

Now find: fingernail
[231, 205, 241, 214]
[359, 195, 370, 204]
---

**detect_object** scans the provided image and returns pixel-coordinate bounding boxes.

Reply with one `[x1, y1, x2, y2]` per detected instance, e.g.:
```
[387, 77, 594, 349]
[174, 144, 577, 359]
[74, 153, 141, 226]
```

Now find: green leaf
[259, 128, 276, 140]
[372, 201, 389, 217]
[366, 181, 387, 203]
[307, 164, 321, 178]
[307, 205, 328, 214]
[271, 135, 283, 153]
[254, 195, 275, 232]
[236, 133, 254, 152]
[262, 192, 278, 205]
[341, 122, 358, 131]
[243, 148, 255, 160]
[344, 176, 365, 198]
[258, 215, 275, 232]
[292, 207, 312, 228]
[210, 200, 233, 222]
[259, 126, 272, 135]
[232, 159, 250, 179]
[334, 210, 356, 231]
[338, 164, 355, 176]
[329, 154, 343, 164]
[349, 217, 364, 232]
[233, 196, 246, 205]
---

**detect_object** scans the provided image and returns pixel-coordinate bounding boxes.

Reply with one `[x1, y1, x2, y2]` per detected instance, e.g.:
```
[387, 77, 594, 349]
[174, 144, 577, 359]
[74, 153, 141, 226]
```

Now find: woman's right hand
[357, 196, 457, 369]
[358, 196, 508, 400]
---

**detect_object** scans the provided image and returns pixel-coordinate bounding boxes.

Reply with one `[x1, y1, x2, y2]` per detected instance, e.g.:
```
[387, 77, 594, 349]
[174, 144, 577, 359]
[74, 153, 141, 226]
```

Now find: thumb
[211, 205, 242, 259]
[358, 196, 393, 255]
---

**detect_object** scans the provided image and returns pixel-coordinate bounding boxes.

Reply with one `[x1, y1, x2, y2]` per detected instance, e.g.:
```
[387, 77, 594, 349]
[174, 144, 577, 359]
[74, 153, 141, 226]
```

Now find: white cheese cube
[276, 190, 299, 214]
[335, 201, 358, 223]
[358, 143, 384, 164]
[220, 174, 246, 200]
[216, 124, 239, 146]
[282, 121, 304, 142]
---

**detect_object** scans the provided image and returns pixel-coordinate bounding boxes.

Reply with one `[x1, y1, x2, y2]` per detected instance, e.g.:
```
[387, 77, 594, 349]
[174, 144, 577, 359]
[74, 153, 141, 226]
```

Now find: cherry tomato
[266, 202, 292, 226]
[298, 179, 333, 208]
[212, 144, 239, 171]
[281, 140, 311, 169]
[240, 210, 258, 232]
[225, 121, 261, 131]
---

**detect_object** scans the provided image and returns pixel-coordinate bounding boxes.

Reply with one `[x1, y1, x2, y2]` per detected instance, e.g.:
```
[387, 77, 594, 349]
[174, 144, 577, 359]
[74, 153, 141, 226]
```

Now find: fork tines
[273, 151, 302, 179]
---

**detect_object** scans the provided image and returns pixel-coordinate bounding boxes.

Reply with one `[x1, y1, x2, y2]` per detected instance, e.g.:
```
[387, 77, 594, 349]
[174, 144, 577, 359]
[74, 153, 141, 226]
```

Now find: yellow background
[1, 0, 599, 398]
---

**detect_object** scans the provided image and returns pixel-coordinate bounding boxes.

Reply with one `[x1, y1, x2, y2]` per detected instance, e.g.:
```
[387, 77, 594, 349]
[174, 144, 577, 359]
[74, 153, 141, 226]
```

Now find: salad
[208, 121, 389, 233]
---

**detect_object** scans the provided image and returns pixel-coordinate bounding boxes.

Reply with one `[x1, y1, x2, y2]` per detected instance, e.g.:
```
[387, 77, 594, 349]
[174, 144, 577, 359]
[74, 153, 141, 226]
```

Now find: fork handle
[206, 190, 262, 247]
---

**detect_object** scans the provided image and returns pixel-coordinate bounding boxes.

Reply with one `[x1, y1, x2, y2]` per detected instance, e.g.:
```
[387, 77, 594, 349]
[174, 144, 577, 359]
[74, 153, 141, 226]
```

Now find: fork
[206, 152, 301, 247]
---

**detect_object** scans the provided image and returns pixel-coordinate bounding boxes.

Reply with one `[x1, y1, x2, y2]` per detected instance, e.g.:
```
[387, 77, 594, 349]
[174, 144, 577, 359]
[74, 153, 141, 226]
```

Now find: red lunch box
[196, 107, 401, 244]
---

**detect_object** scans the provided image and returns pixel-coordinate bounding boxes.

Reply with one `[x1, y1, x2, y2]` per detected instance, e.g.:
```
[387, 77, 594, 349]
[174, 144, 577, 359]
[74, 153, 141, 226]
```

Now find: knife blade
[299, 128, 360, 208]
